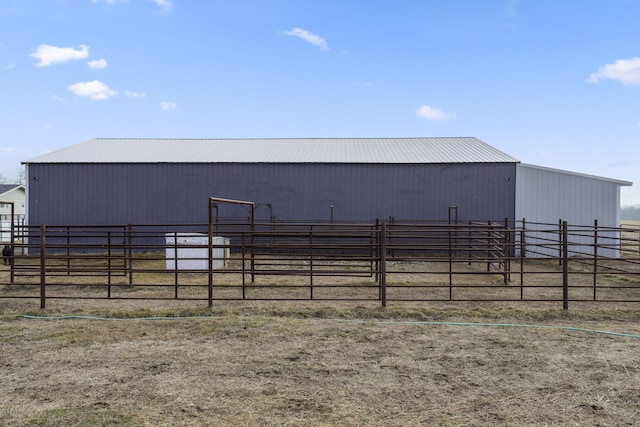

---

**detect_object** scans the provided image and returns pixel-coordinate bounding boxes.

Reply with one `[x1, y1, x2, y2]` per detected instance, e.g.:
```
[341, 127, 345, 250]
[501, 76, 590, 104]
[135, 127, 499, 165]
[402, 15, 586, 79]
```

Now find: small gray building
[22, 137, 631, 229]
[515, 163, 630, 226]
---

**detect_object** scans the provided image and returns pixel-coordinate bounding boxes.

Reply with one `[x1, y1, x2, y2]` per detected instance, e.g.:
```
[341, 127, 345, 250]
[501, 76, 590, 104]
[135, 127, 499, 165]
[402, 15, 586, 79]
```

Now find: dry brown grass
[3, 253, 640, 307]
[2, 257, 640, 426]
[1, 300, 640, 425]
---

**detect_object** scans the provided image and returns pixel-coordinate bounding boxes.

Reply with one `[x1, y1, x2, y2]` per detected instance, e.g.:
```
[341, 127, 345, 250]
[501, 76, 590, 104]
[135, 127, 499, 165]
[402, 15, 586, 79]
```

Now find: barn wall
[26, 162, 517, 225]
[515, 164, 622, 227]
[515, 164, 625, 257]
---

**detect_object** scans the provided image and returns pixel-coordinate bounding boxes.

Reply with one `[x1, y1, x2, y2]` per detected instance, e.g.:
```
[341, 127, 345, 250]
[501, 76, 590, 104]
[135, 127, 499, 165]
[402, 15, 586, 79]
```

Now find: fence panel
[1, 220, 639, 309]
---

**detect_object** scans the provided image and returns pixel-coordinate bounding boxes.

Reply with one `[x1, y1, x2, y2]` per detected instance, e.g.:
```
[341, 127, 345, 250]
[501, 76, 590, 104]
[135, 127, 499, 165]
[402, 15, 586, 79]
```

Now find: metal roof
[23, 137, 519, 164]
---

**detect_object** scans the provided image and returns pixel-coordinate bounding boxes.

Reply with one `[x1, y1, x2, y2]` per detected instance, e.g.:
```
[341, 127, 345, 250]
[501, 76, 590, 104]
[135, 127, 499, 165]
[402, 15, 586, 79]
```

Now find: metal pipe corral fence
[1, 218, 639, 309]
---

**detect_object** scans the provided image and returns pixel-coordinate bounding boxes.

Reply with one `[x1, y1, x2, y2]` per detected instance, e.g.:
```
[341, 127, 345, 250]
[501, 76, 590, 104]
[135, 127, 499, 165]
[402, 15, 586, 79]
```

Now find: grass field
[2, 240, 640, 426]
[1, 299, 640, 426]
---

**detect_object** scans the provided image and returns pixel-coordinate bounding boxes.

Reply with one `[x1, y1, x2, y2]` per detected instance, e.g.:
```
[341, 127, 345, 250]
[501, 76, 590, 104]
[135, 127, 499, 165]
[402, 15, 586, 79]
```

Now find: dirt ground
[1, 297, 640, 426]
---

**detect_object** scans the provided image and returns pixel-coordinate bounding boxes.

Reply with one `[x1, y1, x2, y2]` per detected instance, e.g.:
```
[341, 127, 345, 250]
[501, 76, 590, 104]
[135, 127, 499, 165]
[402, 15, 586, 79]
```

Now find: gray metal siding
[515, 165, 622, 227]
[27, 162, 517, 225]
[515, 164, 624, 257]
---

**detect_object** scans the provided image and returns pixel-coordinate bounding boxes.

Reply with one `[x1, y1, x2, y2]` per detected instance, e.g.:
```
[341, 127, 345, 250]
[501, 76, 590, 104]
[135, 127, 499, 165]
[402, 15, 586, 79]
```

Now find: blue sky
[1, 0, 640, 205]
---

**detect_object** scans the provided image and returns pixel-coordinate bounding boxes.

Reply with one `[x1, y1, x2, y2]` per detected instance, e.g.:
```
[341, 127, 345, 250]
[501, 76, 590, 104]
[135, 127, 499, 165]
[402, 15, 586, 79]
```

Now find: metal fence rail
[1, 219, 639, 309]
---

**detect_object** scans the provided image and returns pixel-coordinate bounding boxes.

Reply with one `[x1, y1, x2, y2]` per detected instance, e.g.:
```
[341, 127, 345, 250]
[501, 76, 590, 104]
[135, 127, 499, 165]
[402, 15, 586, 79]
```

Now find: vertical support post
[119, 225, 126, 280]
[558, 219, 563, 266]
[486, 220, 491, 272]
[208, 198, 214, 308]
[241, 232, 246, 298]
[520, 218, 526, 258]
[519, 224, 525, 300]
[592, 219, 598, 301]
[127, 224, 133, 287]
[467, 220, 472, 265]
[374, 219, 380, 282]
[173, 231, 179, 299]
[213, 204, 219, 234]
[107, 231, 112, 298]
[309, 226, 314, 300]
[503, 217, 510, 284]
[448, 221, 453, 300]
[40, 224, 46, 309]
[66, 226, 71, 276]
[9, 202, 15, 284]
[448, 206, 458, 261]
[389, 216, 395, 258]
[370, 221, 376, 279]
[250, 203, 255, 284]
[380, 221, 387, 307]
[562, 221, 569, 310]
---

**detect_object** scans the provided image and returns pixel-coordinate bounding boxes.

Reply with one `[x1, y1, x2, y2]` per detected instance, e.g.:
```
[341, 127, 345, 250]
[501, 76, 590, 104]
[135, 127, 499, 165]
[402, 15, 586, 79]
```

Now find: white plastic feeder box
[165, 233, 227, 271]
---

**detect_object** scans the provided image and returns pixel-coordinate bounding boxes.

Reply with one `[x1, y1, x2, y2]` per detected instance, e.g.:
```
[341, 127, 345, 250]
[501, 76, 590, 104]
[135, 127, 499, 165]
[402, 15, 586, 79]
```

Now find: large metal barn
[21, 137, 631, 227]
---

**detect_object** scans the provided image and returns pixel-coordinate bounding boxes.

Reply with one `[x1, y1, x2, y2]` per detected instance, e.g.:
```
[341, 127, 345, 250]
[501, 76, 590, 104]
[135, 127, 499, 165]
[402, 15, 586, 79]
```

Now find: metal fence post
[486, 220, 491, 272]
[503, 217, 510, 284]
[241, 232, 246, 299]
[380, 221, 387, 307]
[9, 202, 15, 285]
[208, 199, 214, 308]
[519, 219, 525, 300]
[40, 224, 46, 309]
[107, 231, 112, 298]
[66, 226, 71, 276]
[559, 219, 563, 266]
[520, 218, 526, 258]
[127, 224, 133, 287]
[448, 221, 453, 299]
[309, 226, 314, 300]
[562, 221, 569, 310]
[374, 218, 379, 282]
[593, 219, 598, 301]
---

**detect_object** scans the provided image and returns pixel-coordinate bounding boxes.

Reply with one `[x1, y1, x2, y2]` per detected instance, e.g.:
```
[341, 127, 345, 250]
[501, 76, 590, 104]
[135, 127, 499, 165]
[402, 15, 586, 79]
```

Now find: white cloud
[587, 57, 640, 85]
[353, 81, 373, 87]
[87, 58, 108, 69]
[283, 27, 329, 51]
[125, 90, 146, 98]
[160, 101, 177, 110]
[5, 63, 15, 70]
[150, 0, 172, 11]
[68, 80, 117, 100]
[416, 105, 455, 121]
[31, 44, 89, 67]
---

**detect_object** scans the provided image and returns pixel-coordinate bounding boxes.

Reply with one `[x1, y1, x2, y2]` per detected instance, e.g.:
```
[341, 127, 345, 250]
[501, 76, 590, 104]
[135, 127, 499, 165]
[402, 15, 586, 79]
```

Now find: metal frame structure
[1, 217, 639, 310]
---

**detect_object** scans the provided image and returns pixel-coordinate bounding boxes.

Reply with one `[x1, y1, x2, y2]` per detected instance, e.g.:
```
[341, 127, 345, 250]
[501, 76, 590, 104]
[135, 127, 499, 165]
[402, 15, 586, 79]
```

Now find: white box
[165, 233, 227, 271]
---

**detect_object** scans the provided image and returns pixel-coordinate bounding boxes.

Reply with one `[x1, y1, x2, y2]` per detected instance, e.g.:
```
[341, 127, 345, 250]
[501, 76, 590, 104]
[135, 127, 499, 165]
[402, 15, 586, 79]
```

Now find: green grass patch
[26, 404, 135, 427]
